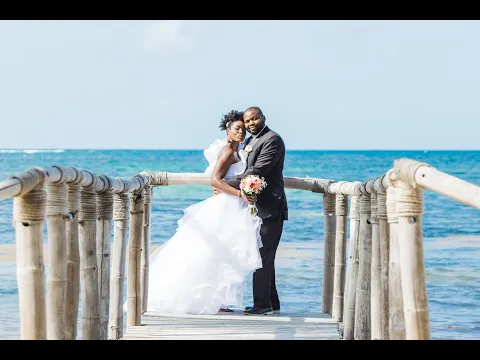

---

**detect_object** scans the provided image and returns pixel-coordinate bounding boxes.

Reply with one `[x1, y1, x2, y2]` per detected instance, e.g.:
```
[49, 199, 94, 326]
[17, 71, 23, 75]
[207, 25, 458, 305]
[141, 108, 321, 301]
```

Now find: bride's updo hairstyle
[219, 110, 244, 131]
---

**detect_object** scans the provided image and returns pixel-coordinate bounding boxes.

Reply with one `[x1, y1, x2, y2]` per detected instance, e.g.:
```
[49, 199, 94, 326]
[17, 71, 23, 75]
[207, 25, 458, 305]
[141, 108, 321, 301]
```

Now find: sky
[0, 20, 479, 150]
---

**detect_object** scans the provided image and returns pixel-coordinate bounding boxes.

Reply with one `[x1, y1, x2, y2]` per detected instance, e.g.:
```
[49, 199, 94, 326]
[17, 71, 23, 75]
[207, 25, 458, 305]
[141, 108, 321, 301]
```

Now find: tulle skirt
[125, 193, 263, 315]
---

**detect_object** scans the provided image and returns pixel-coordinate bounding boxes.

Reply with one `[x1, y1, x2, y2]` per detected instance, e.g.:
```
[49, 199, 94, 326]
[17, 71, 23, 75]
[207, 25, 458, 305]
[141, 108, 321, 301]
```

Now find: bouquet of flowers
[240, 175, 268, 214]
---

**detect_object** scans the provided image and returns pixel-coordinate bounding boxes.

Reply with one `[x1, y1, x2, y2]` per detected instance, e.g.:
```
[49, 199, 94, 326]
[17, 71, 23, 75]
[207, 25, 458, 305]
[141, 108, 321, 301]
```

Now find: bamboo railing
[0, 158, 478, 340]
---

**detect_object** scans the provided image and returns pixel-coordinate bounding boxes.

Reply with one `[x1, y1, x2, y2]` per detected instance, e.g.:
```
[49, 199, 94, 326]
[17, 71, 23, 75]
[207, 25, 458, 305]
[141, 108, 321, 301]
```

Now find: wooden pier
[122, 311, 341, 340]
[0, 158, 479, 340]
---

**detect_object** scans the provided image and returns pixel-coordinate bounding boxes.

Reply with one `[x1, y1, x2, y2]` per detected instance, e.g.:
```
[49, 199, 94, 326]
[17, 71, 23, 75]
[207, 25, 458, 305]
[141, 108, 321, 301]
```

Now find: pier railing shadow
[0, 158, 479, 340]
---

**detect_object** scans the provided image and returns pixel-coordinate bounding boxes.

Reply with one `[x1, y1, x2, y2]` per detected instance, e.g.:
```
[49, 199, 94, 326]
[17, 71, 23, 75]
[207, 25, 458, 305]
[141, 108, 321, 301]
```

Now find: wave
[0, 149, 65, 154]
[426, 235, 480, 248]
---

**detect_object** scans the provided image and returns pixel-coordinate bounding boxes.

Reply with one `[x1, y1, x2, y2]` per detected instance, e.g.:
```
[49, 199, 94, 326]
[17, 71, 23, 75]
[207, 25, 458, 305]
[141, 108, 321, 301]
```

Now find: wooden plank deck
[122, 310, 341, 340]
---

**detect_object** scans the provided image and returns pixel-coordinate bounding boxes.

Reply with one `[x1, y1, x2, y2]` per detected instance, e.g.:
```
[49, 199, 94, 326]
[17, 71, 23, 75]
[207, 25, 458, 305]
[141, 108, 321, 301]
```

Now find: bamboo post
[332, 193, 348, 322]
[387, 186, 406, 340]
[45, 183, 69, 340]
[377, 185, 389, 339]
[343, 196, 360, 339]
[394, 178, 431, 339]
[108, 193, 130, 340]
[370, 192, 383, 339]
[140, 185, 152, 315]
[96, 188, 113, 340]
[354, 187, 372, 340]
[78, 186, 100, 340]
[13, 184, 47, 340]
[127, 189, 145, 327]
[322, 193, 336, 315]
[343, 196, 355, 309]
[65, 183, 81, 339]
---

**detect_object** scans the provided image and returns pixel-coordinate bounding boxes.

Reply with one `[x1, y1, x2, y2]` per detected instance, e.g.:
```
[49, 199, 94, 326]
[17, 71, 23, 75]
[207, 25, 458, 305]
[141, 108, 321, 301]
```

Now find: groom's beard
[248, 124, 266, 136]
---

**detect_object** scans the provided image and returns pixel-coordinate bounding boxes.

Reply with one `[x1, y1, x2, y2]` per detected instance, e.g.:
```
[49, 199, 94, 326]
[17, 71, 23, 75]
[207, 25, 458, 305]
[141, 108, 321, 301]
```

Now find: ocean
[0, 148, 479, 340]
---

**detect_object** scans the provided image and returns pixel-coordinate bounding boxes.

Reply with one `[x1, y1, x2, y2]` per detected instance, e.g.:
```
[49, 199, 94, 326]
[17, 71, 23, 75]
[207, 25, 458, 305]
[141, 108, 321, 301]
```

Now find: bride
[136, 110, 263, 315]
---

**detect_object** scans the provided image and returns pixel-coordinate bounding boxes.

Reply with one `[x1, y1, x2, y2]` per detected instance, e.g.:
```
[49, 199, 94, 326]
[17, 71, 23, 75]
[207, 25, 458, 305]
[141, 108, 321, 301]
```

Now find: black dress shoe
[245, 305, 280, 314]
[243, 306, 273, 315]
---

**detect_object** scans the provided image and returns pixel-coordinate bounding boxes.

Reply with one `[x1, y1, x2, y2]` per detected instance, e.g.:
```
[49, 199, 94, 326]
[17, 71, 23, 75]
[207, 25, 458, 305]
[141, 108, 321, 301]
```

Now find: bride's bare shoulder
[218, 144, 234, 156]
[216, 145, 236, 163]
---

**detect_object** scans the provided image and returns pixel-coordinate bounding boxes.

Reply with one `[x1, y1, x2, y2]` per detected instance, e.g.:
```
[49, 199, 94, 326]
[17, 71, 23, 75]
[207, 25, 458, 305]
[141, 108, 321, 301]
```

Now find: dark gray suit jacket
[226, 126, 288, 221]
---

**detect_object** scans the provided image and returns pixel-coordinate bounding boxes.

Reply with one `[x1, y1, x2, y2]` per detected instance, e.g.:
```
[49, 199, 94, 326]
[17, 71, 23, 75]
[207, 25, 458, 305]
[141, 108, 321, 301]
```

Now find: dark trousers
[253, 213, 285, 308]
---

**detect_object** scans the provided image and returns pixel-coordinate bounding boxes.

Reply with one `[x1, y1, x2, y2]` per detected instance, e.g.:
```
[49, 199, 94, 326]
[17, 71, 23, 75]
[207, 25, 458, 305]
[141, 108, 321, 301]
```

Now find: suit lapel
[245, 126, 270, 163]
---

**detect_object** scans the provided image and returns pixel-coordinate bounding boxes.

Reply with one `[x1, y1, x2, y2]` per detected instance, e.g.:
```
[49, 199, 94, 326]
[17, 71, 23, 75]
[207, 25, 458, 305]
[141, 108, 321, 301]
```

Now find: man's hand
[212, 187, 220, 196]
[240, 192, 256, 205]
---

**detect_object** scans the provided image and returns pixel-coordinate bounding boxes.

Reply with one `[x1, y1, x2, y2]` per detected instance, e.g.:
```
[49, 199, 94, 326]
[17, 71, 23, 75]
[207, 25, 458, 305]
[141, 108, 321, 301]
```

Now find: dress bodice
[204, 138, 247, 178]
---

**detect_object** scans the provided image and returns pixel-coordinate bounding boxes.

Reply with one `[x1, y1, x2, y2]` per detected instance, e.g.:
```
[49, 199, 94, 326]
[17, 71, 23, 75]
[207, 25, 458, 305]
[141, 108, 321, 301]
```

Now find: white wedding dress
[125, 138, 263, 315]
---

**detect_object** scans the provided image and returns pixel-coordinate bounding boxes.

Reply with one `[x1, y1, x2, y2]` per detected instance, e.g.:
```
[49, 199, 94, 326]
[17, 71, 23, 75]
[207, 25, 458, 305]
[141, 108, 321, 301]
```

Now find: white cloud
[143, 20, 195, 52]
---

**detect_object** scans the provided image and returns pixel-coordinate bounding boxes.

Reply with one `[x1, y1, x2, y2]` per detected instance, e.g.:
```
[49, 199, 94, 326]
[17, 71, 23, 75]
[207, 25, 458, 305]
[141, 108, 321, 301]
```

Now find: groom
[217, 106, 288, 315]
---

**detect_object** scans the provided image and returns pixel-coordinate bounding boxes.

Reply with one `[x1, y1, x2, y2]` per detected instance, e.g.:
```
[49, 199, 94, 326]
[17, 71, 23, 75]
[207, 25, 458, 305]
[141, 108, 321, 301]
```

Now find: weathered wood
[0, 178, 22, 201]
[377, 189, 389, 339]
[65, 184, 81, 340]
[343, 196, 360, 340]
[322, 193, 336, 315]
[4, 157, 480, 210]
[96, 191, 113, 340]
[78, 188, 100, 340]
[127, 191, 144, 327]
[1, 171, 336, 202]
[140, 186, 152, 315]
[122, 312, 340, 340]
[387, 186, 406, 340]
[45, 183, 68, 340]
[395, 181, 431, 340]
[370, 193, 383, 340]
[332, 195, 348, 321]
[327, 181, 363, 197]
[4, 157, 480, 342]
[394, 158, 480, 210]
[354, 194, 372, 340]
[145, 171, 335, 194]
[1, 165, 338, 202]
[0, 166, 150, 201]
[1, 168, 46, 202]
[108, 194, 130, 340]
[13, 188, 47, 340]
[123, 332, 339, 340]
[144, 310, 336, 321]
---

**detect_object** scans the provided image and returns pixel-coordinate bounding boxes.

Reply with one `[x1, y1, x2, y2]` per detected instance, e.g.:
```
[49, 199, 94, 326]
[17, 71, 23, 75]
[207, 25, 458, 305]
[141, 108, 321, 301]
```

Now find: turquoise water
[0, 149, 479, 339]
